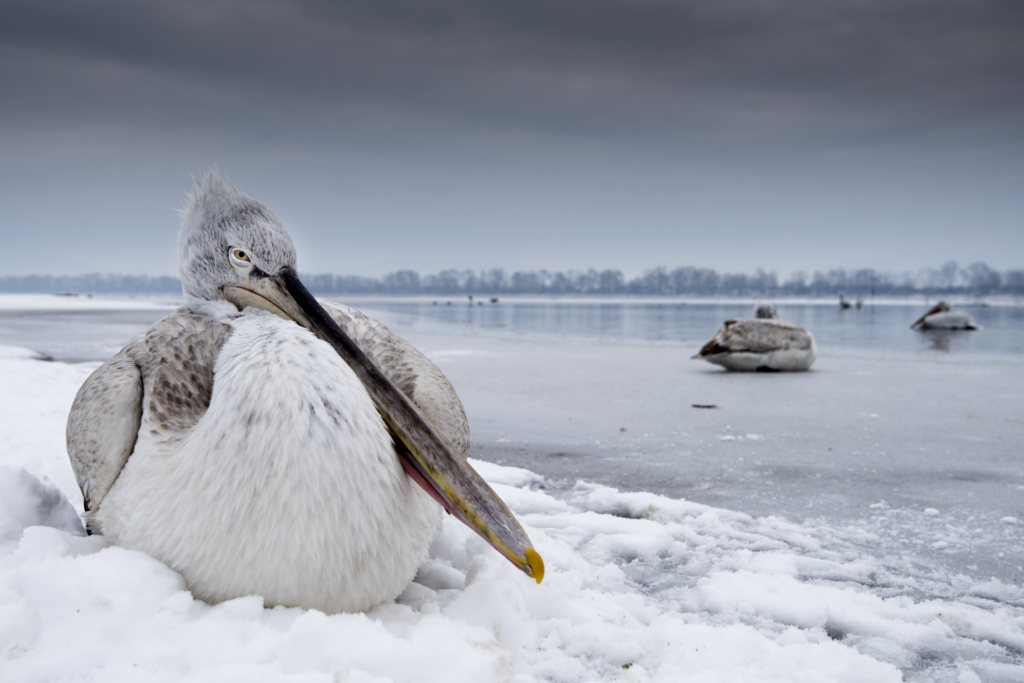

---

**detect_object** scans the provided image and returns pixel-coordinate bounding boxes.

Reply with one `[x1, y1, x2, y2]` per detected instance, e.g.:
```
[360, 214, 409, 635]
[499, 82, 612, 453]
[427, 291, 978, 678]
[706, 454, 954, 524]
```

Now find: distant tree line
[2, 261, 1022, 297]
[299, 261, 1024, 296]
[0, 274, 182, 295]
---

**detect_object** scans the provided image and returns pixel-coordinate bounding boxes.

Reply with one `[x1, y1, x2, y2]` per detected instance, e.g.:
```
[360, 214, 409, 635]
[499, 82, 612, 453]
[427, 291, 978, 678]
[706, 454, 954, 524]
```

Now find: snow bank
[1, 348, 1022, 681]
[0, 470, 900, 683]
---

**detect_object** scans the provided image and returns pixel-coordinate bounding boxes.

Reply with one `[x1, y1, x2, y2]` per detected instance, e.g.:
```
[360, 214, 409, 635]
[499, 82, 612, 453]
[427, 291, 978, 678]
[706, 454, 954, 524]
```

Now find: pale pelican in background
[910, 301, 979, 330]
[66, 173, 542, 615]
[693, 303, 817, 372]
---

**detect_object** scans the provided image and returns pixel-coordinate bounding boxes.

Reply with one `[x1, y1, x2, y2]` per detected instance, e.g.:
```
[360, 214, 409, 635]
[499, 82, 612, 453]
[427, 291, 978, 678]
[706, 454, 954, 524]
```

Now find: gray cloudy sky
[1, 0, 1022, 278]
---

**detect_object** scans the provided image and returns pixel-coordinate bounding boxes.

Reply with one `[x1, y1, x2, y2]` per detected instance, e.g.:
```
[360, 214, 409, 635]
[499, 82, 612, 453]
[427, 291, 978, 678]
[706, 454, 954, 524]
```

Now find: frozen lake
[334, 301, 1024, 583]
[1, 293, 1023, 681]
[344, 297, 1024, 357]
[1, 295, 1022, 361]
[1, 294, 1021, 582]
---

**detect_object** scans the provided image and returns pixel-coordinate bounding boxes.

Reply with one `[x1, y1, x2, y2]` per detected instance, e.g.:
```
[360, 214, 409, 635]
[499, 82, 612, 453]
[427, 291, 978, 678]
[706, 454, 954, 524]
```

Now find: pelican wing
[66, 349, 143, 513]
[921, 311, 978, 330]
[696, 319, 813, 357]
[320, 301, 470, 457]
[67, 303, 469, 517]
[911, 304, 944, 329]
[67, 310, 233, 516]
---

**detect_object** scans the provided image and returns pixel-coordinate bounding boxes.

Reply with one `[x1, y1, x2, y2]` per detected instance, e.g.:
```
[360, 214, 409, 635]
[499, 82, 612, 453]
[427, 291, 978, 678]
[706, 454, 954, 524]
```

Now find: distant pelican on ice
[910, 301, 978, 330]
[693, 303, 817, 372]
[66, 173, 543, 614]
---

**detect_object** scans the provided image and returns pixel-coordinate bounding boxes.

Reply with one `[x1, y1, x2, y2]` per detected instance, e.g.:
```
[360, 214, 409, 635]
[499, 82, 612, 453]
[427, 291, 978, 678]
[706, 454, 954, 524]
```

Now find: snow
[2, 309, 1024, 680]
[0, 294, 180, 312]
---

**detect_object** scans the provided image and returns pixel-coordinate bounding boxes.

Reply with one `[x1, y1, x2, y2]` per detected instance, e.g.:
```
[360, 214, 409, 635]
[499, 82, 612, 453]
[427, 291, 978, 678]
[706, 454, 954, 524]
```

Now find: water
[345, 298, 1024, 356]
[1, 297, 1022, 362]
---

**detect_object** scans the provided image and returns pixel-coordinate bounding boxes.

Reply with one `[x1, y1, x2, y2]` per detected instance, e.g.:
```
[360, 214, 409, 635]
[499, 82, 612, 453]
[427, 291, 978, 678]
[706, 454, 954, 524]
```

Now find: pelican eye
[229, 248, 253, 269]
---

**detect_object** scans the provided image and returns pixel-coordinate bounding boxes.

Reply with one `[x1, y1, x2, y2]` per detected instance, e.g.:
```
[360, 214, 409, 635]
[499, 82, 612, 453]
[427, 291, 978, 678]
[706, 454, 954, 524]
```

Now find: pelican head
[176, 172, 544, 583]
[753, 303, 778, 319]
[910, 300, 952, 329]
[179, 175, 297, 303]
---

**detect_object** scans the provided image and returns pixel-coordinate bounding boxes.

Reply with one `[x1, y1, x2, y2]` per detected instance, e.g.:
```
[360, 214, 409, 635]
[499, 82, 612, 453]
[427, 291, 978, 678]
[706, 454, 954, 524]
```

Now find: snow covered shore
[2, 342, 1024, 682]
[0, 294, 181, 312]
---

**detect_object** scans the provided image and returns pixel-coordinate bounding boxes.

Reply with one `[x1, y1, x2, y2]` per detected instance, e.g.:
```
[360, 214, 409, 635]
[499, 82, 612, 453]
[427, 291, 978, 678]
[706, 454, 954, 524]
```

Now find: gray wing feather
[66, 349, 143, 512]
[66, 309, 232, 518]
[320, 301, 471, 456]
[699, 319, 813, 356]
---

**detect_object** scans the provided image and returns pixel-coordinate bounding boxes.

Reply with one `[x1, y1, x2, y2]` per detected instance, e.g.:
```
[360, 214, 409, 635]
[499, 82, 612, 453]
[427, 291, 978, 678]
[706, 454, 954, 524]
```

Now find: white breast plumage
[95, 310, 439, 613]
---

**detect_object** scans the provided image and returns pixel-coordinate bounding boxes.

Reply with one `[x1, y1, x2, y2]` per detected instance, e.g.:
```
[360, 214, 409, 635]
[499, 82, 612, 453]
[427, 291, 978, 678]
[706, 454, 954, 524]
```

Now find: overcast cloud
[1, 0, 1022, 278]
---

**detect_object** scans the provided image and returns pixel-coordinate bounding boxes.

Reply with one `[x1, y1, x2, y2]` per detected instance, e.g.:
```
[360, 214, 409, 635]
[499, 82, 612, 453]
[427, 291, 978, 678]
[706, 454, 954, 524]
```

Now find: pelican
[66, 174, 543, 614]
[692, 303, 817, 371]
[910, 301, 978, 330]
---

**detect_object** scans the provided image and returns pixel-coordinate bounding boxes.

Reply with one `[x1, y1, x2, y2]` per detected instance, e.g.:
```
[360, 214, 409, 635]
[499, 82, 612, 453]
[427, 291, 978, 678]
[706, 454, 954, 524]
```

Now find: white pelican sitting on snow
[693, 303, 817, 372]
[66, 173, 543, 614]
[910, 301, 978, 330]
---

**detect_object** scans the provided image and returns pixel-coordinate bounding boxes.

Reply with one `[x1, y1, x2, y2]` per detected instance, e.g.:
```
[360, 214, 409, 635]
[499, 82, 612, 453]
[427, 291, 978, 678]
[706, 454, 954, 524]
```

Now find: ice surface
[400, 329, 1024, 587]
[0, 303, 175, 362]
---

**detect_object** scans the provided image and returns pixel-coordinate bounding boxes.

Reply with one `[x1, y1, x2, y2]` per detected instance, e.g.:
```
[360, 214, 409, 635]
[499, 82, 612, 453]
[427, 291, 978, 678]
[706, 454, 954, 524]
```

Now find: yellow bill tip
[526, 548, 545, 584]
